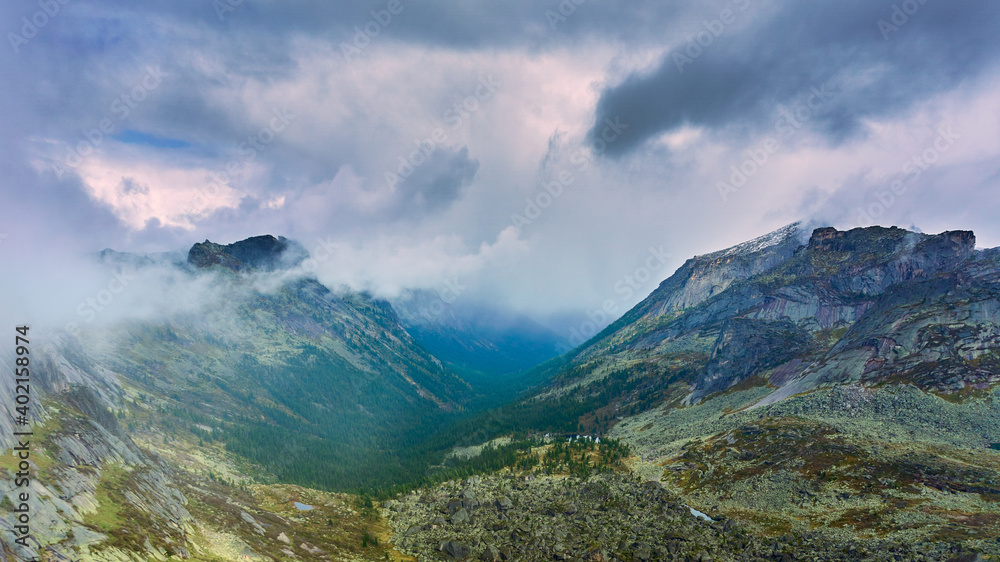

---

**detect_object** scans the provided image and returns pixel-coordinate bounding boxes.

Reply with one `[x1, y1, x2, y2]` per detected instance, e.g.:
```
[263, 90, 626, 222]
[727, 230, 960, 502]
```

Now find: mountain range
[516, 223, 1000, 550]
[2, 224, 999, 560]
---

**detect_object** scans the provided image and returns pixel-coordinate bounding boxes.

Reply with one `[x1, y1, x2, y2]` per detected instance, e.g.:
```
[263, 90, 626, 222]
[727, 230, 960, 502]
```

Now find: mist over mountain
[5, 224, 1000, 560]
[7, 235, 476, 481]
[187, 235, 309, 272]
[390, 288, 563, 392]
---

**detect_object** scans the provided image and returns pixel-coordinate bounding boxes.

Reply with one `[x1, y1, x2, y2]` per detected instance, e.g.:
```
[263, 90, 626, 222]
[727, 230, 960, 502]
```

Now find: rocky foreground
[384, 472, 991, 561]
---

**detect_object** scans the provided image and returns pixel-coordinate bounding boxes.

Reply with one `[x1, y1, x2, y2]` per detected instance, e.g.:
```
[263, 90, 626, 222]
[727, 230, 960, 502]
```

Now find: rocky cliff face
[594, 223, 805, 346]
[0, 344, 192, 560]
[524, 223, 1000, 546]
[562, 225, 993, 403]
[187, 235, 308, 272]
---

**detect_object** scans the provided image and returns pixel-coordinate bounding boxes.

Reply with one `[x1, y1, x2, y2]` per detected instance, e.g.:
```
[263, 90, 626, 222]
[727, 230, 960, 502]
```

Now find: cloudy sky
[1, 0, 999, 335]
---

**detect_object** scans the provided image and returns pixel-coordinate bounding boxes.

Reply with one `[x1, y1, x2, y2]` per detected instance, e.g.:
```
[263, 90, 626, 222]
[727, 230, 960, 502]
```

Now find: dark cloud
[589, 0, 1000, 157]
[77, 0, 691, 50]
[164, 145, 479, 242]
[1, 0, 998, 326]
[393, 146, 479, 216]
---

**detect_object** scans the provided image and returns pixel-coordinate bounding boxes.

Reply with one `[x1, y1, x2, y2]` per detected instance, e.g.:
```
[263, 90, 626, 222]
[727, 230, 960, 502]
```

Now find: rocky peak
[806, 225, 912, 253]
[806, 225, 975, 263]
[922, 229, 976, 258]
[807, 226, 846, 250]
[187, 235, 307, 271]
[637, 223, 804, 319]
[187, 240, 241, 270]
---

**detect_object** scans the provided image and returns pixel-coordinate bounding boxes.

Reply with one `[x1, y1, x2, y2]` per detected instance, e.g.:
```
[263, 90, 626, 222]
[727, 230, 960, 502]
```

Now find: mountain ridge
[187, 234, 309, 272]
[6, 225, 1000, 559]
[492, 222, 1000, 547]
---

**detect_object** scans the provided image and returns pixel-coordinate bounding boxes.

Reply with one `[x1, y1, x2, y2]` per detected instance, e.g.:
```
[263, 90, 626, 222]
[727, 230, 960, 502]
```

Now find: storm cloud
[589, 0, 1000, 157]
[1, 0, 999, 340]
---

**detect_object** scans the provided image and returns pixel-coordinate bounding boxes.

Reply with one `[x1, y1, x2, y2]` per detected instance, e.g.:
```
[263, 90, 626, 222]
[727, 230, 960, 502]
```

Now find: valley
[4, 225, 1000, 561]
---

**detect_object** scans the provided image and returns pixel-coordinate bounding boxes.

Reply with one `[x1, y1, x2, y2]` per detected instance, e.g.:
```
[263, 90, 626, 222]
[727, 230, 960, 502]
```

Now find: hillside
[0, 235, 475, 560]
[507, 224, 1000, 547]
[4, 227, 1000, 560]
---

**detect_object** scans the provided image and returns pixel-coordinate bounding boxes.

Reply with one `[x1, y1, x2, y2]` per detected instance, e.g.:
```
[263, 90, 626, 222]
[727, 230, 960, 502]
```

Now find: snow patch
[687, 506, 714, 521]
[712, 222, 802, 259]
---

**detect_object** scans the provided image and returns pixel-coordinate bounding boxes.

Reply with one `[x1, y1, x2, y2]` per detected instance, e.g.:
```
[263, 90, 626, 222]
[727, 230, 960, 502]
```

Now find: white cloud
[1, 0, 999, 329]
[75, 155, 246, 229]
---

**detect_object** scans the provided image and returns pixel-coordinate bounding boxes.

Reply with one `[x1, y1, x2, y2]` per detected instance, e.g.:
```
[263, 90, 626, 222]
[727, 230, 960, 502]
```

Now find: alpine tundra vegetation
[3, 224, 1000, 560]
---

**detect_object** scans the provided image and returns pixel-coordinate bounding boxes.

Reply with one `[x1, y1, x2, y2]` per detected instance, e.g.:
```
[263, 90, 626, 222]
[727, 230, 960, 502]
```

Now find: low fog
[2, 1, 999, 346]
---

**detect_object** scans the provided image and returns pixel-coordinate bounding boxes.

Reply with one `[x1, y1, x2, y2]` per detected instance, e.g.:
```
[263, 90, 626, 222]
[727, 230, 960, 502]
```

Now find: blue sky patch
[115, 130, 190, 149]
